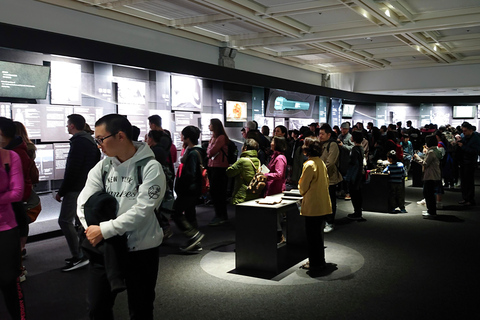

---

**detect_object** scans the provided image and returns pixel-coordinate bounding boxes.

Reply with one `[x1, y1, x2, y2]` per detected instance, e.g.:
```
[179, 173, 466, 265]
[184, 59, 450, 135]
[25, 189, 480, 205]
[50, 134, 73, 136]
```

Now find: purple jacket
[265, 151, 287, 196]
[0, 150, 24, 232]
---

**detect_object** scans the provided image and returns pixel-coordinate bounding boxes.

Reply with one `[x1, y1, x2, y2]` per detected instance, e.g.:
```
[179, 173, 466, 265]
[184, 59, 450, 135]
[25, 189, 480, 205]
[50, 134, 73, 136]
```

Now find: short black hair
[131, 125, 140, 141]
[147, 130, 162, 144]
[148, 115, 162, 127]
[67, 114, 86, 131]
[243, 138, 259, 151]
[95, 114, 132, 141]
[425, 134, 437, 148]
[461, 121, 474, 131]
[181, 125, 200, 145]
[352, 131, 363, 144]
[0, 117, 16, 139]
[319, 123, 333, 135]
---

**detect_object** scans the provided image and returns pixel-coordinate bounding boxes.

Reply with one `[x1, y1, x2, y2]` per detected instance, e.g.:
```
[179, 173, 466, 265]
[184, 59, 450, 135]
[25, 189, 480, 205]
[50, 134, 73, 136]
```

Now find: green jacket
[226, 150, 261, 204]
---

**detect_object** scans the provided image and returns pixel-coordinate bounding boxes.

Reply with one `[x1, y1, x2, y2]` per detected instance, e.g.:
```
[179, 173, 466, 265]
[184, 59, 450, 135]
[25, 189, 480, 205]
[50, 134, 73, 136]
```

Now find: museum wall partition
[1, 22, 480, 193]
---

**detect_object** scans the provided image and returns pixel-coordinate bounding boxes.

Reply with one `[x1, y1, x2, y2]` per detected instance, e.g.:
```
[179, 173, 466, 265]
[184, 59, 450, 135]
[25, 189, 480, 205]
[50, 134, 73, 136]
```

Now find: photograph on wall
[289, 118, 315, 130]
[253, 115, 274, 133]
[173, 111, 201, 150]
[0, 103, 11, 118]
[50, 61, 82, 105]
[265, 89, 316, 118]
[35, 144, 54, 181]
[53, 143, 70, 180]
[171, 75, 202, 112]
[225, 101, 247, 122]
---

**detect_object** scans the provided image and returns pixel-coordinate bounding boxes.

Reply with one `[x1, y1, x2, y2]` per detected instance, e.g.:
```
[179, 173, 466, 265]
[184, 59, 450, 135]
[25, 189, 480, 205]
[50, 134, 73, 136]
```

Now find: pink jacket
[265, 151, 287, 196]
[0, 150, 25, 231]
[207, 135, 229, 168]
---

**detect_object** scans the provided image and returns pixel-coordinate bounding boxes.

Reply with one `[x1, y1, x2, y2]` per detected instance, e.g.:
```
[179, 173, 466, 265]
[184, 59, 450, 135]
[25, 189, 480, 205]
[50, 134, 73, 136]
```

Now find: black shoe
[180, 232, 204, 252]
[458, 200, 467, 204]
[347, 214, 363, 220]
[62, 256, 89, 272]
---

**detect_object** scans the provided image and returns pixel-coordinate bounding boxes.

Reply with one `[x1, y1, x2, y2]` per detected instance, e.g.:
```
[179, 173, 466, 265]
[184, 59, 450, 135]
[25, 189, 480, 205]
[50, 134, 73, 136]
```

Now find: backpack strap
[0, 149, 11, 174]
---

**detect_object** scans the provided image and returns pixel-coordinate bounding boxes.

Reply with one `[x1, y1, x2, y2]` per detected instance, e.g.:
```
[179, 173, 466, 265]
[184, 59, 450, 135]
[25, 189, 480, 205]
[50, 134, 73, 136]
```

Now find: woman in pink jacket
[207, 119, 230, 226]
[265, 136, 288, 196]
[0, 148, 26, 320]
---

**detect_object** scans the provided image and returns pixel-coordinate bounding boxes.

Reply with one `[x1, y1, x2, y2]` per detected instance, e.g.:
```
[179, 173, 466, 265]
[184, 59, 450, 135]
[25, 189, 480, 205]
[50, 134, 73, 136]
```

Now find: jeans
[87, 246, 160, 320]
[58, 192, 83, 259]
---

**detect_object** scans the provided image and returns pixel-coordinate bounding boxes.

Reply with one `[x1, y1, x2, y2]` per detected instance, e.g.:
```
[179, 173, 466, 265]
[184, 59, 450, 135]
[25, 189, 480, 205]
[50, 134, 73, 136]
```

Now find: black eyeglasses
[94, 132, 117, 145]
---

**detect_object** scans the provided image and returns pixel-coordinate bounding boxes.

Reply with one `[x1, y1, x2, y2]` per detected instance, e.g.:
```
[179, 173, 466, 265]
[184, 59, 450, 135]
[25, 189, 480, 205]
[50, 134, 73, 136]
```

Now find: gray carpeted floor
[1, 178, 479, 320]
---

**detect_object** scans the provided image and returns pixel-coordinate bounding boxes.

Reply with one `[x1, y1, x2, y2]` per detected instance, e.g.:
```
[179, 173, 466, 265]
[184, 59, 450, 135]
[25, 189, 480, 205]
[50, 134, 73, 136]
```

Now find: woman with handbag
[0, 147, 27, 320]
[206, 118, 230, 226]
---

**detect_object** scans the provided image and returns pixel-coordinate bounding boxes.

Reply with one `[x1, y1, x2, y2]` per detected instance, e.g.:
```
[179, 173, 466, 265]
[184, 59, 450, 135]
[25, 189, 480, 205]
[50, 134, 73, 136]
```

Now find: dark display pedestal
[362, 174, 398, 213]
[410, 161, 423, 188]
[235, 197, 307, 276]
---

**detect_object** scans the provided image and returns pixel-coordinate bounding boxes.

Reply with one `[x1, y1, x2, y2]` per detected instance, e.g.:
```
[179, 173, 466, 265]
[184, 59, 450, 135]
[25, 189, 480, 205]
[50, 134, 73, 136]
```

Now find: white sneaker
[436, 202, 443, 209]
[422, 211, 437, 219]
[417, 199, 426, 205]
[324, 223, 334, 233]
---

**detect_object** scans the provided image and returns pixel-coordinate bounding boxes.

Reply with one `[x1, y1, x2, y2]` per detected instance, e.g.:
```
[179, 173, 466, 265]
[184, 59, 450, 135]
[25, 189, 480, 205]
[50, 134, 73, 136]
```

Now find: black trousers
[172, 195, 199, 238]
[325, 184, 338, 224]
[304, 216, 326, 271]
[208, 167, 228, 219]
[87, 246, 160, 320]
[423, 180, 438, 215]
[0, 227, 26, 320]
[350, 188, 363, 216]
[461, 163, 476, 203]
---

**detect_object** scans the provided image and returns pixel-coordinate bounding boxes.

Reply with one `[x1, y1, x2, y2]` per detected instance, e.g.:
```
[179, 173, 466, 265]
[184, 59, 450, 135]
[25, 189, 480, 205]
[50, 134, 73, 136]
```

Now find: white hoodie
[77, 142, 166, 251]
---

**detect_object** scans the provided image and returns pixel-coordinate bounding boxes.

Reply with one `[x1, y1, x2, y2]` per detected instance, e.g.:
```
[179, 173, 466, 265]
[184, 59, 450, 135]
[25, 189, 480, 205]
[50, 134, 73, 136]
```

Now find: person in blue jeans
[384, 150, 407, 213]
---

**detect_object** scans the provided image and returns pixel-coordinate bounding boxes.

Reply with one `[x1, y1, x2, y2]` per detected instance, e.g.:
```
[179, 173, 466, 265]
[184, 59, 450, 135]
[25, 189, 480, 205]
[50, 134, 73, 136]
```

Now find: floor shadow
[307, 263, 338, 278]
[431, 215, 465, 222]
[442, 205, 477, 211]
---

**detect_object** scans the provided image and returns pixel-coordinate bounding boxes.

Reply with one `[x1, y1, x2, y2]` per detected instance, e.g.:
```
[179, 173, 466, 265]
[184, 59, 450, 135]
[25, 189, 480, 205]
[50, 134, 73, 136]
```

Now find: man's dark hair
[406, 120, 412, 126]
[95, 114, 132, 141]
[131, 125, 140, 141]
[319, 123, 333, 135]
[461, 121, 474, 131]
[425, 134, 437, 148]
[352, 131, 363, 144]
[0, 117, 16, 139]
[148, 115, 162, 128]
[261, 125, 270, 137]
[387, 150, 397, 162]
[67, 114, 86, 131]
[181, 125, 200, 145]
[243, 138, 259, 151]
[147, 130, 162, 144]
[396, 121, 402, 127]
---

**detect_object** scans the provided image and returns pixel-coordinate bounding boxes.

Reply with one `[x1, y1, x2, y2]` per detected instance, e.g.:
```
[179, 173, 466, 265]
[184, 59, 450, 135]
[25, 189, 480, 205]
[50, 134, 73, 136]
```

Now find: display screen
[342, 104, 356, 118]
[35, 144, 54, 181]
[266, 89, 315, 118]
[453, 105, 475, 119]
[171, 75, 202, 112]
[0, 61, 50, 99]
[53, 143, 70, 180]
[226, 101, 247, 122]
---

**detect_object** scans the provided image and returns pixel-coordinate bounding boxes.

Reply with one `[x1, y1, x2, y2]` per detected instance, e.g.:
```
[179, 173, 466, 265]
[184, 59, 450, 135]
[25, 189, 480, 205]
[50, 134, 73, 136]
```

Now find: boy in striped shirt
[384, 150, 407, 213]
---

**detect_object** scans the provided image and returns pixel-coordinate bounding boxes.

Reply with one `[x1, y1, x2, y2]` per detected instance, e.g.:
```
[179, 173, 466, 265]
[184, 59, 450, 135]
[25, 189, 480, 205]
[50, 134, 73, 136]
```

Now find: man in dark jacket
[173, 125, 205, 252]
[457, 122, 480, 206]
[55, 114, 100, 271]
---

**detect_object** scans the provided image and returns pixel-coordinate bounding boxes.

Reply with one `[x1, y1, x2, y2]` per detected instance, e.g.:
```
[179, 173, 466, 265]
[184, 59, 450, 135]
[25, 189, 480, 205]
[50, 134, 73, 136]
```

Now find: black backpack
[222, 139, 239, 164]
[327, 141, 350, 176]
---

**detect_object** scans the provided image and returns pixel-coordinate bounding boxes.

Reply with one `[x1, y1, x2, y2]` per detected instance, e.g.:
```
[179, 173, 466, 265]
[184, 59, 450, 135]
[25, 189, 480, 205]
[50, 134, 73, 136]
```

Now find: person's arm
[325, 142, 339, 170]
[461, 134, 480, 155]
[0, 151, 24, 204]
[207, 135, 226, 158]
[99, 160, 165, 241]
[58, 139, 83, 197]
[226, 158, 245, 178]
[298, 161, 314, 196]
[77, 160, 105, 230]
[265, 155, 286, 181]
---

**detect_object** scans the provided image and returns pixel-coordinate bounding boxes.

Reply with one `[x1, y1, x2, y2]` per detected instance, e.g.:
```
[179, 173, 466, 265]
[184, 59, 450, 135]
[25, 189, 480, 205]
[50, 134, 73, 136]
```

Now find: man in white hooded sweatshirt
[77, 114, 165, 320]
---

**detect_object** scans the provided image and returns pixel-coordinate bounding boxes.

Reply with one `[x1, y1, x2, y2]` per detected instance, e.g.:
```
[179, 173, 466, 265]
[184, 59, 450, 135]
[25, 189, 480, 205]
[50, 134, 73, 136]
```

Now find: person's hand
[55, 193, 62, 202]
[338, 140, 343, 146]
[85, 225, 104, 247]
[457, 141, 463, 147]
